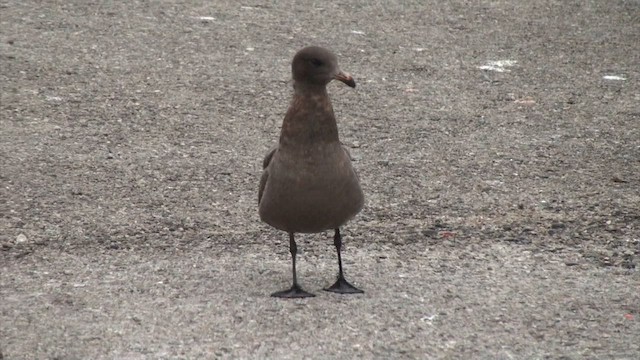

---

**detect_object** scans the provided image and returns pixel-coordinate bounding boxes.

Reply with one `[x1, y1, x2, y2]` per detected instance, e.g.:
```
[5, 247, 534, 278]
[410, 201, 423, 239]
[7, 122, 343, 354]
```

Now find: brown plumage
[259, 46, 364, 298]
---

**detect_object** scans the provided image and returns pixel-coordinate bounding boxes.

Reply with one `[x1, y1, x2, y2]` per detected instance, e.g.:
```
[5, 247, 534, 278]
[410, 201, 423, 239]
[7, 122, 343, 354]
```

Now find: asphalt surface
[1, 1, 639, 359]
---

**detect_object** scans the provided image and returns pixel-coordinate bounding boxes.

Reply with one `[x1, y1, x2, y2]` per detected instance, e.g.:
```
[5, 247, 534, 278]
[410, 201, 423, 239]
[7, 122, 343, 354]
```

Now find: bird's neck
[279, 84, 340, 147]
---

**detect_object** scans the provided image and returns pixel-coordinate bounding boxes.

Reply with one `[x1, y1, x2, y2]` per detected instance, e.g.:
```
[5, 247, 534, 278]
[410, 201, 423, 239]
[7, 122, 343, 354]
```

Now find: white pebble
[16, 233, 28, 243]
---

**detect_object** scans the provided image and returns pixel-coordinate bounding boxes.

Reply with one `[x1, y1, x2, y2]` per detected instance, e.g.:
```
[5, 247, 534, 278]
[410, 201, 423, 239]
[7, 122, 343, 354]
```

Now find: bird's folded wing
[341, 144, 353, 160]
[259, 146, 278, 204]
[258, 171, 268, 205]
[263, 145, 278, 169]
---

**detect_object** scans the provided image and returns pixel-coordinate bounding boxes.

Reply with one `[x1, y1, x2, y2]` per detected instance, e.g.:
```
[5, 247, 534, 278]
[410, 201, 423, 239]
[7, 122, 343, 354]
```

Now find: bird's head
[291, 46, 356, 88]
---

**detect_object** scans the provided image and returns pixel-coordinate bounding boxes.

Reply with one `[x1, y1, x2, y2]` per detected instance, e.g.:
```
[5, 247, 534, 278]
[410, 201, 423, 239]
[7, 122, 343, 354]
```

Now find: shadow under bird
[258, 46, 364, 298]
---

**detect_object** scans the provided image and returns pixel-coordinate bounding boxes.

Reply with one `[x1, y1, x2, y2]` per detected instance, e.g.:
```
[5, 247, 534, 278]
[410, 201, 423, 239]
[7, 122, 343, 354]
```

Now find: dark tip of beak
[334, 71, 356, 88]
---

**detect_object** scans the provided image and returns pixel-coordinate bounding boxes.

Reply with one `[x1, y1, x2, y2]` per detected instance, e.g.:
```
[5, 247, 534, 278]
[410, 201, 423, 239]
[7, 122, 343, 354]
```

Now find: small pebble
[16, 233, 28, 243]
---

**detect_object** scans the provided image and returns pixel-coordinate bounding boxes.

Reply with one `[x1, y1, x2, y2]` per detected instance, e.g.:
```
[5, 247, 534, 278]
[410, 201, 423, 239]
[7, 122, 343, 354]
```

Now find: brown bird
[259, 46, 364, 298]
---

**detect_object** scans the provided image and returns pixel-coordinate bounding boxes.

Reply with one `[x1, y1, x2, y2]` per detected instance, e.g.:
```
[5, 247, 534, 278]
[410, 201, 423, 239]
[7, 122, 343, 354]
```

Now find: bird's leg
[324, 228, 364, 294]
[271, 232, 315, 298]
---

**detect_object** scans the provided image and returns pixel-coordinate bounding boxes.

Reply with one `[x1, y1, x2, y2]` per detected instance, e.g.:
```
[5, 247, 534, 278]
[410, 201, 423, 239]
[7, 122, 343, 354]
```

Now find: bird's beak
[334, 71, 356, 88]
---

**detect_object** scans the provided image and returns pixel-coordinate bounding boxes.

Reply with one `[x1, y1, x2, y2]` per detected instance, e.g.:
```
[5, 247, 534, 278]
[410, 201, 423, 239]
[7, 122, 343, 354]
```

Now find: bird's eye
[310, 58, 323, 67]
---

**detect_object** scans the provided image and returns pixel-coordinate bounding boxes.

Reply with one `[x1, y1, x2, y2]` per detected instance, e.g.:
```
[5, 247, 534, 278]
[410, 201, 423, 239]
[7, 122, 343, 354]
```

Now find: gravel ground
[1, 1, 639, 359]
